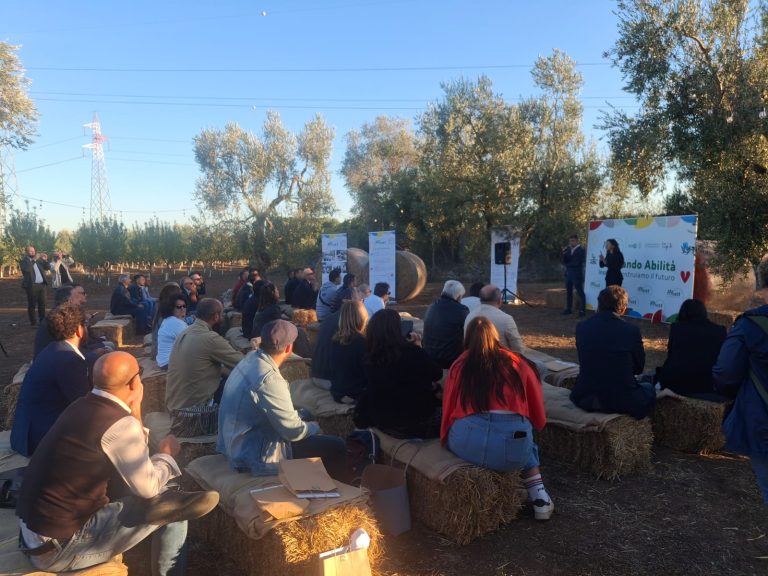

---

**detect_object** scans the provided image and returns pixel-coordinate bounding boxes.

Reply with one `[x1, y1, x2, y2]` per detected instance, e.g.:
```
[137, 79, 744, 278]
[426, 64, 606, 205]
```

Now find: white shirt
[363, 294, 386, 319]
[156, 316, 188, 368]
[32, 260, 44, 284]
[20, 389, 180, 546]
[464, 303, 525, 353]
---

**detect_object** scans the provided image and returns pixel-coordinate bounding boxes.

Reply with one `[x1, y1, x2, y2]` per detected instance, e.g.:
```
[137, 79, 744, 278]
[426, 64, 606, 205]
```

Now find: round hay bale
[396, 250, 427, 302]
[346, 247, 369, 285]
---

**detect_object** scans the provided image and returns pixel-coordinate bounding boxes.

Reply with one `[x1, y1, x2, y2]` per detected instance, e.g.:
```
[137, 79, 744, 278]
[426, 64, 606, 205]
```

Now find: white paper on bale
[490, 227, 520, 302]
[320, 233, 348, 285]
[369, 230, 397, 300]
[584, 215, 697, 322]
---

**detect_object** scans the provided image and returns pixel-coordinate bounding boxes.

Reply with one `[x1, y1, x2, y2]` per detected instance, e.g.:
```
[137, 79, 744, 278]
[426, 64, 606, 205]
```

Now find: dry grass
[2, 383, 21, 430]
[317, 412, 356, 438]
[141, 373, 167, 415]
[536, 416, 654, 480]
[652, 397, 726, 453]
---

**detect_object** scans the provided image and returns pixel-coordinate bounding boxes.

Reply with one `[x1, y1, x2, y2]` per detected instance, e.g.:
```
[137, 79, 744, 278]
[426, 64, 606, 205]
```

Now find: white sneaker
[533, 498, 554, 521]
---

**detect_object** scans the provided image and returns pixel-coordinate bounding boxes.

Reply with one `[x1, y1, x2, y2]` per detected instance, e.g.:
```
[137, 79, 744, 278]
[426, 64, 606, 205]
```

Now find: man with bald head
[463, 284, 525, 353]
[16, 351, 218, 575]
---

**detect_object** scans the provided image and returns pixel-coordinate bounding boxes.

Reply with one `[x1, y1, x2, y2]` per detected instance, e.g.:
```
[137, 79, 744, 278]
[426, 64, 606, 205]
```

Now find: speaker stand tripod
[501, 261, 533, 307]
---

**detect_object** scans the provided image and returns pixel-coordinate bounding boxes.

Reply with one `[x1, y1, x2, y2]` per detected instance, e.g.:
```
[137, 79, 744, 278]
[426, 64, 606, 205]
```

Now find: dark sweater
[330, 334, 367, 402]
[311, 310, 341, 379]
[659, 318, 726, 396]
[354, 343, 442, 436]
[17, 394, 127, 540]
[422, 295, 469, 369]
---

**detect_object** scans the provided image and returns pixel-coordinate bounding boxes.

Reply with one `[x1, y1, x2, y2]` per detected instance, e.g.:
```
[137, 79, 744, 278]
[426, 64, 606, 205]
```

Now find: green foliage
[605, 0, 768, 278]
[0, 42, 38, 150]
[2, 208, 56, 261]
[193, 112, 336, 269]
[71, 218, 128, 277]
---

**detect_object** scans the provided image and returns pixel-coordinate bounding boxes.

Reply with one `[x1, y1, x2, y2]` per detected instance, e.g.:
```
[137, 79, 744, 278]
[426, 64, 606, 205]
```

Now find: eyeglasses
[125, 370, 141, 387]
[175, 304, 187, 309]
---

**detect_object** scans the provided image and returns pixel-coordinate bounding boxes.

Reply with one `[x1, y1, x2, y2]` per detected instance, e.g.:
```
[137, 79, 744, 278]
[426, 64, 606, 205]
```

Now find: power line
[15, 193, 190, 215]
[27, 62, 611, 73]
[16, 156, 84, 174]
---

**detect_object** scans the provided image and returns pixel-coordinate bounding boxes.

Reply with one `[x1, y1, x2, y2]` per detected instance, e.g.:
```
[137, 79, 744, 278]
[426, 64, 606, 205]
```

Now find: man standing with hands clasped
[20, 245, 51, 326]
[561, 234, 586, 317]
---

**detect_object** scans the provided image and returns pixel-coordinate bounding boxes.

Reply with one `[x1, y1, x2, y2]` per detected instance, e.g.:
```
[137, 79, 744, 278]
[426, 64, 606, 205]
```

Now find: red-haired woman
[441, 316, 554, 520]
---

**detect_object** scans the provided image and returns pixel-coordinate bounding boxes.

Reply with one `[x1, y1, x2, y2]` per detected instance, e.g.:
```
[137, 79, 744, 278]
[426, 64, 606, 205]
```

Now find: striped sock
[523, 473, 551, 503]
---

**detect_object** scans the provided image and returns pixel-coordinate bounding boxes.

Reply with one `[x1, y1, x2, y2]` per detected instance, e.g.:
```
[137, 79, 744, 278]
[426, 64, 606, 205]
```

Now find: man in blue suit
[570, 285, 655, 419]
[11, 304, 90, 456]
[561, 234, 586, 317]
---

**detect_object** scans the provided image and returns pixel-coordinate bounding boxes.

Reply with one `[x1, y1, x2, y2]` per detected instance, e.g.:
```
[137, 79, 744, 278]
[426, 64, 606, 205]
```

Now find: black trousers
[565, 272, 586, 313]
[25, 284, 47, 325]
[292, 435, 348, 482]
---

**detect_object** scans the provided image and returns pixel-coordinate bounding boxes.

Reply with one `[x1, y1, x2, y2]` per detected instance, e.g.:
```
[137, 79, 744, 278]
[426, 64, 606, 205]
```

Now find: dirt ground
[1, 270, 766, 576]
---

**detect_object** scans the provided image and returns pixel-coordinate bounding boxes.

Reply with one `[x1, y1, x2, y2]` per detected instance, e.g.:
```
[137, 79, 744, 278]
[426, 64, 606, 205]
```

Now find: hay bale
[543, 288, 583, 311]
[317, 413, 356, 438]
[395, 250, 427, 302]
[188, 482, 382, 576]
[141, 373, 167, 416]
[280, 356, 311, 384]
[346, 248, 370, 285]
[536, 416, 653, 480]
[2, 383, 21, 431]
[291, 308, 317, 328]
[225, 327, 256, 354]
[652, 396, 726, 453]
[708, 310, 738, 330]
[226, 310, 242, 329]
[385, 461, 522, 545]
[90, 318, 135, 348]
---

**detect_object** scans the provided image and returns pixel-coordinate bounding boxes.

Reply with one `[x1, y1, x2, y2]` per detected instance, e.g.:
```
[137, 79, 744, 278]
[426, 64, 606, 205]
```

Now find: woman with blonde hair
[441, 316, 554, 520]
[330, 300, 369, 402]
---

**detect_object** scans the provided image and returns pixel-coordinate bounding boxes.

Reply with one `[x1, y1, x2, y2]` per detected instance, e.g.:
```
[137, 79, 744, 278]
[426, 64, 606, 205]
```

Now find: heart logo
[680, 271, 691, 283]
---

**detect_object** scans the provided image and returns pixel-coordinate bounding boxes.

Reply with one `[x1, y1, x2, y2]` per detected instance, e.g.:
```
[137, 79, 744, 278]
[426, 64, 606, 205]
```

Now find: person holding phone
[599, 238, 625, 287]
[20, 245, 51, 326]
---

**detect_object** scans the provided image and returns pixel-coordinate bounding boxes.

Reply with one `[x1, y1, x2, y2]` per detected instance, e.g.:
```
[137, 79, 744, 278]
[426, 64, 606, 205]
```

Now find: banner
[490, 227, 520, 302]
[320, 233, 348, 285]
[369, 230, 397, 300]
[584, 215, 697, 322]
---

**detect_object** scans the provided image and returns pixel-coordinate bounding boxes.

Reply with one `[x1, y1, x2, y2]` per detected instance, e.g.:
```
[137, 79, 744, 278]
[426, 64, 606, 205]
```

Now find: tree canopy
[0, 42, 38, 150]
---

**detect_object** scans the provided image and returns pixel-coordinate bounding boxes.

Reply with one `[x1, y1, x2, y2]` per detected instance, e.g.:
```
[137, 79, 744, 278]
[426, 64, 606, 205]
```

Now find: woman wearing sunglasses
[156, 297, 189, 369]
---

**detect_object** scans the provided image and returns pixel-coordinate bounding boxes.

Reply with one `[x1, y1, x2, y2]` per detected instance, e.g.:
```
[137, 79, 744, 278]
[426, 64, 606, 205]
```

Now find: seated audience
[330, 300, 369, 403]
[12, 304, 91, 457]
[316, 267, 342, 321]
[129, 274, 156, 322]
[358, 283, 371, 300]
[461, 282, 484, 313]
[570, 286, 654, 419]
[657, 299, 727, 399]
[441, 317, 553, 520]
[330, 273, 357, 313]
[235, 269, 262, 310]
[311, 307, 342, 387]
[231, 269, 249, 308]
[291, 267, 319, 310]
[283, 268, 301, 306]
[180, 276, 199, 315]
[16, 351, 218, 575]
[363, 282, 390, 319]
[244, 282, 289, 339]
[34, 284, 113, 361]
[156, 295, 189, 369]
[354, 309, 443, 438]
[151, 283, 183, 360]
[166, 298, 243, 412]
[423, 280, 469, 369]
[110, 274, 149, 335]
[190, 271, 206, 296]
[712, 256, 768, 503]
[464, 285, 525, 353]
[218, 320, 348, 480]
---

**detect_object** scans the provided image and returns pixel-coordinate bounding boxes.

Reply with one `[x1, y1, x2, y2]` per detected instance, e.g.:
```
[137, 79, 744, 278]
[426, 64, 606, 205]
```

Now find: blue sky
[2, 0, 634, 232]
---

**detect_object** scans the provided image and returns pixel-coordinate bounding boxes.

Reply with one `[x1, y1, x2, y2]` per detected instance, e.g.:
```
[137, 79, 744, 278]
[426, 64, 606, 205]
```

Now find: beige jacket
[165, 319, 243, 411]
[464, 304, 525, 354]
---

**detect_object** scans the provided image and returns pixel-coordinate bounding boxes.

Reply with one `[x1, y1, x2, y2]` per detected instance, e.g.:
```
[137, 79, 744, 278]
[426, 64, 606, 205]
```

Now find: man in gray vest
[16, 351, 218, 575]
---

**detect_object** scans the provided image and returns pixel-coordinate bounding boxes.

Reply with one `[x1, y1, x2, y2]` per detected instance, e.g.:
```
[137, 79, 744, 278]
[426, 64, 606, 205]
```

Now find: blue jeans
[750, 454, 768, 505]
[447, 413, 540, 472]
[21, 497, 188, 576]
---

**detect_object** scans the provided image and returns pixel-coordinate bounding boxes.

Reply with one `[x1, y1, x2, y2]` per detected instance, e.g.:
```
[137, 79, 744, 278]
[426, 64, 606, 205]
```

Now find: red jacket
[440, 348, 546, 445]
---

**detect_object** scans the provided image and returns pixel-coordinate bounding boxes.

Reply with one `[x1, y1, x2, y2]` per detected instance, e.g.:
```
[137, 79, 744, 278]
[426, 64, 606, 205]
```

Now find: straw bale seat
[225, 327, 257, 354]
[225, 310, 242, 329]
[375, 431, 523, 544]
[144, 412, 217, 482]
[289, 379, 356, 438]
[280, 355, 311, 384]
[535, 384, 653, 480]
[103, 312, 133, 321]
[186, 454, 381, 576]
[89, 318, 134, 348]
[652, 393, 726, 453]
[138, 356, 167, 415]
[544, 288, 582, 311]
[708, 310, 738, 330]
[2, 364, 31, 430]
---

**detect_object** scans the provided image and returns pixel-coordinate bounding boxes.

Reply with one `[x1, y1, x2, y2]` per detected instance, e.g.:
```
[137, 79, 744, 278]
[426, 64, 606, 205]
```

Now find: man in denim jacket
[217, 320, 348, 480]
[713, 255, 768, 503]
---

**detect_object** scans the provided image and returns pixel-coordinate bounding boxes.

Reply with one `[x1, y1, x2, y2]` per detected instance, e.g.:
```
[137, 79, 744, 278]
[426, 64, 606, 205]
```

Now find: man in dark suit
[111, 274, 149, 334]
[11, 304, 91, 456]
[570, 285, 655, 419]
[561, 234, 586, 317]
[20, 245, 51, 326]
